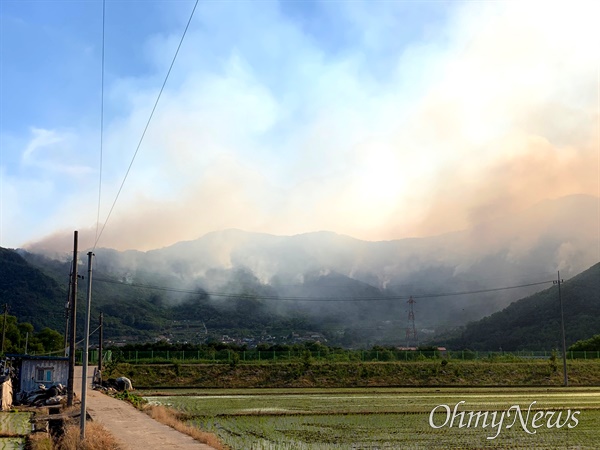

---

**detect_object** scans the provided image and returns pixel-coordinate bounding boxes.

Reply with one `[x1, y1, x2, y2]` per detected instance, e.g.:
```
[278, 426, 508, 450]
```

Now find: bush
[302, 350, 313, 369]
[569, 334, 600, 352]
[549, 350, 558, 372]
[112, 391, 148, 410]
[229, 352, 240, 368]
[58, 421, 122, 450]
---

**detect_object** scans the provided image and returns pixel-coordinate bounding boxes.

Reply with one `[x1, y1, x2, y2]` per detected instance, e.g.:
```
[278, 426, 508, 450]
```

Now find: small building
[7, 355, 69, 393]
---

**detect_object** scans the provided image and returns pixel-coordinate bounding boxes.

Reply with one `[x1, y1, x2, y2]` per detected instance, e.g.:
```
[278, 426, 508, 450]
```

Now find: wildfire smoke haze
[0, 1, 597, 255]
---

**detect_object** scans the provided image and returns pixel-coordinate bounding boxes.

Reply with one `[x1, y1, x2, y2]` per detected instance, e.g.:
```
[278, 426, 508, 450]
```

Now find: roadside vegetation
[570, 333, 600, 351]
[26, 421, 123, 450]
[108, 358, 600, 389]
[57, 421, 122, 450]
[107, 340, 600, 366]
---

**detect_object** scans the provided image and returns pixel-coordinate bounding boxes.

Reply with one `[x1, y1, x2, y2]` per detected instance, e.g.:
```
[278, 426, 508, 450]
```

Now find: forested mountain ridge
[0, 247, 66, 331]
[436, 262, 600, 351]
[2, 195, 598, 348]
[78, 194, 600, 329]
[2, 244, 599, 350]
[4, 246, 390, 344]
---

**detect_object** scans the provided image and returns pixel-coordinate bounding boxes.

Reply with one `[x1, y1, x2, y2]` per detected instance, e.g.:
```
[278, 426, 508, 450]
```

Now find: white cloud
[22, 128, 93, 176]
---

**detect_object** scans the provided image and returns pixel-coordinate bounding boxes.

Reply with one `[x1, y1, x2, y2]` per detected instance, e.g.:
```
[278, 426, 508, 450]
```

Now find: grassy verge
[29, 421, 123, 450]
[27, 433, 53, 450]
[110, 359, 600, 388]
[59, 421, 123, 450]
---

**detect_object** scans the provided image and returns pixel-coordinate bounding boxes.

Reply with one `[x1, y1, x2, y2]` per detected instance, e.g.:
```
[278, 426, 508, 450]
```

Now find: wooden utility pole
[64, 273, 72, 357]
[67, 231, 79, 407]
[1, 303, 8, 354]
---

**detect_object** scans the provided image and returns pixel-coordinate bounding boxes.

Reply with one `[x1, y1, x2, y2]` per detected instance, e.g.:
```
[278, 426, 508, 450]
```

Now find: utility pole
[555, 271, 568, 387]
[67, 231, 79, 407]
[81, 251, 94, 439]
[64, 272, 72, 357]
[98, 312, 103, 376]
[1, 304, 8, 354]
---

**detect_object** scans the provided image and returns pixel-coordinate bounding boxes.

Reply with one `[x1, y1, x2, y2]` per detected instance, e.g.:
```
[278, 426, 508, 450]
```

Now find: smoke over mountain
[21, 195, 599, 338]
[7, 2, 598, 255]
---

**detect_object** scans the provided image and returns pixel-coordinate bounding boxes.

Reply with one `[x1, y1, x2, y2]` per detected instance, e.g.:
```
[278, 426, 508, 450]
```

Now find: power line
[93, 276, 555, 302]
[95, 277, 207, 295]
[35, 325, 102, 357]
[95, 0, 106, 244]
[93, 0, 199, 250]
[410, 280, 554, 300]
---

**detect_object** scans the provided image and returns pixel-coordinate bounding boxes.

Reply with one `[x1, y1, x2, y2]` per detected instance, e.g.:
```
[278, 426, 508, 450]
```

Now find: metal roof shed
[7, 355, 69, 393]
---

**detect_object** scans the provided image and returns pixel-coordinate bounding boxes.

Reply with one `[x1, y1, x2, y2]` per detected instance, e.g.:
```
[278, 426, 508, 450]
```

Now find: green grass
[143, 387, 600, 449]
[122, 360, 600, 388]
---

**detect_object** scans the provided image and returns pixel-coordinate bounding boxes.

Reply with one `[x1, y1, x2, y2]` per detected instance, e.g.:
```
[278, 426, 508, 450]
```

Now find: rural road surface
[74, 366, 216, 449]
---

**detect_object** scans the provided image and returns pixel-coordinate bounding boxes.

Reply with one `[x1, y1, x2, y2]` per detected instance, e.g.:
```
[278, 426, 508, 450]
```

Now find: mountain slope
[0, 247, 66, 330]
[85, 195, 599, 329]
[10, 194, 600, 346]
[437, 262, 600, 351]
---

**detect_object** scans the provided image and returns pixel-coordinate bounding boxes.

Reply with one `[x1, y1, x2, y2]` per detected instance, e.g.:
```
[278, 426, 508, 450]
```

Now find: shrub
[58, 421, 122, 450]
[549, 350, 558, 372]
[112, 391, 148, 410]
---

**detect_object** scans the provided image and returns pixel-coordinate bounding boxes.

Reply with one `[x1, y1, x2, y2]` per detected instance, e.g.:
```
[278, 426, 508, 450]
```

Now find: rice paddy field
[142, 387, 600, 449]
[0, 412, 31, 450]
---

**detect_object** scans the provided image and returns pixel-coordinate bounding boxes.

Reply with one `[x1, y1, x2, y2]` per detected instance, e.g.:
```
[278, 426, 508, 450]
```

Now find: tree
[34, 328, 64, 353]
[569, 334, 600, 352]
[0, 315, 63, 354]
[1, 315, 20, 353]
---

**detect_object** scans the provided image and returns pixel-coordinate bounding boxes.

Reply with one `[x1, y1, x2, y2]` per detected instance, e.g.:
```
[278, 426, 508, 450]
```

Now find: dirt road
[73, 366, 216, 449]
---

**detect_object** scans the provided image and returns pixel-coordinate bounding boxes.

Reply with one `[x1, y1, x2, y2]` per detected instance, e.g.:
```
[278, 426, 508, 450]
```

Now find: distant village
[107, 330, 329, 348]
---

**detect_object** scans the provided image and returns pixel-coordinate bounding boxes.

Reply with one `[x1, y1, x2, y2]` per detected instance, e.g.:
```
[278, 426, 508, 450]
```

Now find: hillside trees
[0, 314, 64, 354]
[569, 334, 600, 352]
[437, 263, 600, 351]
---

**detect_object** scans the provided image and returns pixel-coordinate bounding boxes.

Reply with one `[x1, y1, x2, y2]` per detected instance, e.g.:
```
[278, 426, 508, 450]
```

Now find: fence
[83, 349, 600, 364]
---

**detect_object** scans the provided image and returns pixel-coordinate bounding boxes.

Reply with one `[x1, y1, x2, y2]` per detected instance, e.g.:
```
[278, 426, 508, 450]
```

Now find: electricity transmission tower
[405, 296, 418, 348]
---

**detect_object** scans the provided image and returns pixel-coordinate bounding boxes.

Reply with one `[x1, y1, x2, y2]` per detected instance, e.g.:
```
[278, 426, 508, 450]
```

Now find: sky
[1, 0, 599, 253]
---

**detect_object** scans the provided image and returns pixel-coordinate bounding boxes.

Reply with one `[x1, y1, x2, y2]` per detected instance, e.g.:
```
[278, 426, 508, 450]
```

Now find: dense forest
[0, 247, 66, 331]
[2, 246, 599, 350]
[0, 313, 64, 355]
[2, 247, 371, 345]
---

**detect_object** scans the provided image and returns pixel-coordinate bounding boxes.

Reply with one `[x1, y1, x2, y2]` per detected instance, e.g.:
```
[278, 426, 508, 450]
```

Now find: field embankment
[112, 360, 600, 388]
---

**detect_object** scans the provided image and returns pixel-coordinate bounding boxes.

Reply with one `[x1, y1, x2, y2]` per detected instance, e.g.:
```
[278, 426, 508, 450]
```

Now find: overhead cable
[93, 276, 556, 302]
[95, 0, 106, 244]
[93, 0, 199, 250]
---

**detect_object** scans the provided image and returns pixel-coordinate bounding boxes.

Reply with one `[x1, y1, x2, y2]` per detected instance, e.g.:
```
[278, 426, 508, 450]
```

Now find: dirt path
[74, 366, 216, 450]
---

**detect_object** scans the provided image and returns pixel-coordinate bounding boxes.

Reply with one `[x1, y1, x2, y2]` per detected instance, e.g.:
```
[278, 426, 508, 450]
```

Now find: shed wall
[20, 360, 69, 393]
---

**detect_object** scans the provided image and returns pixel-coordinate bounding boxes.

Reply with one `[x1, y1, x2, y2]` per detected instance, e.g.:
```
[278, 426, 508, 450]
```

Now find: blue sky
[1, 0, 598, 252]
